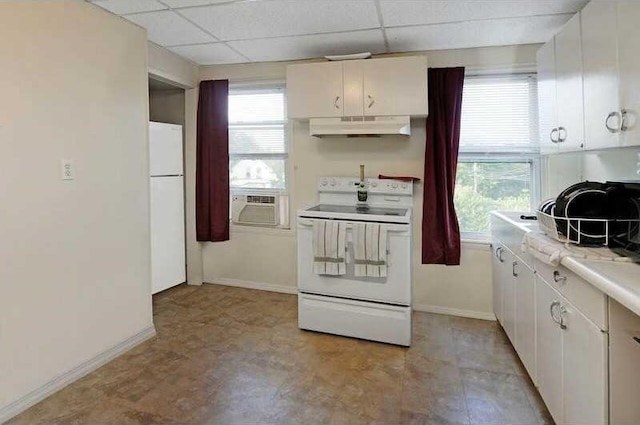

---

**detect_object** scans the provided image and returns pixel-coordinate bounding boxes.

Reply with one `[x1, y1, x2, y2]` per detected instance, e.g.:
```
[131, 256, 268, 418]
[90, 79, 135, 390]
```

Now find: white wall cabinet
[617, 1, 640, 147]
[537, 40, 559, 155]
[540, 0, 640, 152]
[581, 0, 620, 150]
[287, 56, 428, 119]
[286, 61, 344, 119]
[537, 13, 584, 154]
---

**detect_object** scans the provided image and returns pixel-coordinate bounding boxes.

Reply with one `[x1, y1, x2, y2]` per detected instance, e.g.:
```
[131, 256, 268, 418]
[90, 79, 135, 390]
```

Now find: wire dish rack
[536, 209, 640, 246]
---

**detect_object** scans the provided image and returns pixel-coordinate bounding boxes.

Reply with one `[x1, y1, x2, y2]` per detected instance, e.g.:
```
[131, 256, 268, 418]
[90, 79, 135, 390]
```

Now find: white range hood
[309, 116, 411, 137]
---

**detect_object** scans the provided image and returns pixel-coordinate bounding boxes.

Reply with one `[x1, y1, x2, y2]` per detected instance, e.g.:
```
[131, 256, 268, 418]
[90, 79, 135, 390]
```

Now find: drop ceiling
[89, 0, 588, 65]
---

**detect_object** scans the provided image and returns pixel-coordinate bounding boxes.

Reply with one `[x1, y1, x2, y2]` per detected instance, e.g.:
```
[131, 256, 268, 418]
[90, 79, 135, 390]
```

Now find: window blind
[459, 74, 539, 154]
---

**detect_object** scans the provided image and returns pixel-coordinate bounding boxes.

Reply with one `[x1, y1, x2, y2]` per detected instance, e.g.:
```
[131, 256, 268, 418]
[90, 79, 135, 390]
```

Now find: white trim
[413, 303, 496, 321]
[205, 278, 297, 295]
[0, 326, 156, 424]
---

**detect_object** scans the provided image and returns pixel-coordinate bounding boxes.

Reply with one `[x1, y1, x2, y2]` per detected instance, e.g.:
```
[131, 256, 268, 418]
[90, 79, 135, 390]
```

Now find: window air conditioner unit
[232, 193, 280, 226]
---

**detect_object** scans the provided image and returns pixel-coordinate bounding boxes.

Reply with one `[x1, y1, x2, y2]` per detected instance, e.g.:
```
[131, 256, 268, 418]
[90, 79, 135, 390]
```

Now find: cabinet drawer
[491, 216, 534, 268]
[535, 260, 607, 330]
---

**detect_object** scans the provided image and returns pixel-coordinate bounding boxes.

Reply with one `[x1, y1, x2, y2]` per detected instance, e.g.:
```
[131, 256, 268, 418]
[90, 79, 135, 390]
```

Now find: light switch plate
[61, 159, 75, 180]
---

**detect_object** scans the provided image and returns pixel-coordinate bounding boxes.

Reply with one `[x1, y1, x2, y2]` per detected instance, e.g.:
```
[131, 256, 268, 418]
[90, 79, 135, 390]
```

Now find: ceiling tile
[380, 0, 588, 27]
[125, 10, 216, 46]
[162, 0, 243, 7]
[387, 14, 572, 52]
[168, 43, 249, 64]
[228, 30, 386, 63]
[89, 0, 167, 15]
[178, 0, 379, 41]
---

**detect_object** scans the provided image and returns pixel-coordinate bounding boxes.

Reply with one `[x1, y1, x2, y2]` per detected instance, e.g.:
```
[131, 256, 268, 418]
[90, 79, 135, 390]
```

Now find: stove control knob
[401, 183, 408, 189]
[321, 179, 328, 186]
[371, 181, 378, 188]
[330, 179, 336, 186]
[391, 182, 398, 189]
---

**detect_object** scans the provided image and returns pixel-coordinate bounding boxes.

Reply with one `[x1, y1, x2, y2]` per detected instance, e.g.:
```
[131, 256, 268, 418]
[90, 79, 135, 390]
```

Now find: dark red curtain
[196, 80, 229, 242]
[422, 67, 465, 265]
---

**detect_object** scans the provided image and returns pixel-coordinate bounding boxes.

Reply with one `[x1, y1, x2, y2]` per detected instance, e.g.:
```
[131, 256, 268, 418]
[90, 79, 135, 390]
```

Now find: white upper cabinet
[536, 13, 584, 154]
[286, 56, 428, 119]
[542, 0, 640, 152]
[554, 13, 585, 152]
[286, 61, 344, 119]
[617, 1, 640, 147]
[361, 56, 428, 117]
[537, 40, 559, 154]
[581, 0, 620, 150]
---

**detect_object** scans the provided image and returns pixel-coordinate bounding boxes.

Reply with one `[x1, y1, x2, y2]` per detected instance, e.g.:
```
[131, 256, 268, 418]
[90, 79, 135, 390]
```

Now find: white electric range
[296, 177, 413, 346]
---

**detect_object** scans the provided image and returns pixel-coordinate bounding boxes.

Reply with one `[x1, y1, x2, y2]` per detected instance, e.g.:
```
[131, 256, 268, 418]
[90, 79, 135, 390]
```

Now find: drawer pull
[553, 271, 567, 285]
[512, 261, 519, 277]
[496, 247, 504, 263]
[550, 301, 567, 330]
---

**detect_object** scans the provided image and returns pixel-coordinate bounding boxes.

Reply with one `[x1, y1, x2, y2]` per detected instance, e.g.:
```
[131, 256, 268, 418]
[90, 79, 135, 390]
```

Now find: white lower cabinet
[492, 213, 609, 425]
[562, 299, 608, 425]
[514, 260, 536, 380]
[536, 277, 565, 424]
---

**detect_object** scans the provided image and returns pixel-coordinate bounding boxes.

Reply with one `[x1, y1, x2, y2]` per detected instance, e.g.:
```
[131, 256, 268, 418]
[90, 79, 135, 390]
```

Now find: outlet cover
[61, 159, 75, 180]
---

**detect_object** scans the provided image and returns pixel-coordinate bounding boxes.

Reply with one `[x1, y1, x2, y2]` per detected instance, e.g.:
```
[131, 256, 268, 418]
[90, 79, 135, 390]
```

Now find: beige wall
[194, 44, 540, 318]
[148, 42, 198, 89]
[0, 1, 152, 413]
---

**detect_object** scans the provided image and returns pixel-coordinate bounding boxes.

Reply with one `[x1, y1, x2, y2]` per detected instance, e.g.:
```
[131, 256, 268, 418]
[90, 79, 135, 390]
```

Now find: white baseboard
[413, 303, 496, 321]
[0, 325, 156, 424]
[205, 278, 297, 295]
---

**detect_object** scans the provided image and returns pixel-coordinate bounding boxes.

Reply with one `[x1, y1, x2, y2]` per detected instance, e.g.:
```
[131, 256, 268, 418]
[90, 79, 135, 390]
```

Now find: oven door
[296, 218, 411, 305]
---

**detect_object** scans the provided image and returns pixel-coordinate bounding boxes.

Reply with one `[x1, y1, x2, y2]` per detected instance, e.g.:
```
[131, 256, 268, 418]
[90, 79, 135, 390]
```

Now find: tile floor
[9, 284, 552, 425]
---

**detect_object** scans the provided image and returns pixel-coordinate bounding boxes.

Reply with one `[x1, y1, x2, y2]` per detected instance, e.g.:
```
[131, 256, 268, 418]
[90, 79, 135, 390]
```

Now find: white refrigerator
[149, 122, 186, 294]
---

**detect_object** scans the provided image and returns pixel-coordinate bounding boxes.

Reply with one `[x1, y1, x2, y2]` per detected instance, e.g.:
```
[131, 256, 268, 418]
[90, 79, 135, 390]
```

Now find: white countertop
[492, 211, 640, 317]
[562, 257, 640, 317]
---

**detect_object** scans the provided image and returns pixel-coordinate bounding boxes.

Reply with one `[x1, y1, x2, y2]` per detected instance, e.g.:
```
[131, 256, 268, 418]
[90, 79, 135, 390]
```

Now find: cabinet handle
[367, 94, 375, 109]
[550, 128, 559, 144]
[550, 301, 567, 330]
[496, 247, 504, 263]
[334, 96, 340, 109]
[553, 270, 567, 285]
[606, 111, 622, 134]
[512, 261, 519, 277]
[557, 126, 567, 143]
[621, 109, 629, 132]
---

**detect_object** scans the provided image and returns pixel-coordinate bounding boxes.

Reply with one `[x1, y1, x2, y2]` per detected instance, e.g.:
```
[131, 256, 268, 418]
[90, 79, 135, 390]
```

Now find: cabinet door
[362, 56, 428, 117]
[581, 0, 620, 150]
[562, 302, 608, 425]
[537, 40, 559, 154]
[536, 278, 564, 425]
[343, 60, 364, 117]
[286, 62, 343, 119]
[491, 242, 505, 323]
[555, 13, 585, 152]
[618, 1, 640, 147]
[514, 259, 536, 381]
[502, 248, 516, 343]
[609, 299, 640, 424]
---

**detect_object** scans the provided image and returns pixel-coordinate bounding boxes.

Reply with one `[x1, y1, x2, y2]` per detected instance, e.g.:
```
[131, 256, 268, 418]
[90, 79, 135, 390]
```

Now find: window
[228, 85, 290, 227]
[229, 86, 288, 190]
[455, 74, 540, 239]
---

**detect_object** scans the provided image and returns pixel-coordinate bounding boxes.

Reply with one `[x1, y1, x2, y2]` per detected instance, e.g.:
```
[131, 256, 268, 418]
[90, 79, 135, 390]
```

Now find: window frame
[456, 73, 541, 240]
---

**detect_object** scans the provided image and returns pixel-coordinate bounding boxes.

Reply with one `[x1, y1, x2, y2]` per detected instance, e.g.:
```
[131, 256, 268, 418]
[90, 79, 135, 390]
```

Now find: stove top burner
[306, 204, 407, 216]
